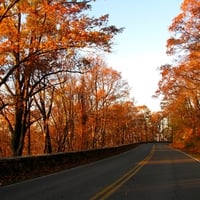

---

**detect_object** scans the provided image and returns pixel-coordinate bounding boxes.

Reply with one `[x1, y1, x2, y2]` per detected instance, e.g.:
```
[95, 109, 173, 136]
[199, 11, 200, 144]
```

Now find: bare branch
[0, 0, 20, 23]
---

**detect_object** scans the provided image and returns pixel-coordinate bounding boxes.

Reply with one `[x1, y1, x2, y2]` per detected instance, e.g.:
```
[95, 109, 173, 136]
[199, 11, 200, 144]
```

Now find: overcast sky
[90, 0, 183, 111]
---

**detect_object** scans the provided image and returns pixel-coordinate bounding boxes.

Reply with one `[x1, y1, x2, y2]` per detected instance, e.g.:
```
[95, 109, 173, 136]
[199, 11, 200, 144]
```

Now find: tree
[34, 83, 55, 154]
[157, 0, 200, 150]
[51, 74, 78, 152]
[0, 0, 122, 156]
[84, 59, 130, 148]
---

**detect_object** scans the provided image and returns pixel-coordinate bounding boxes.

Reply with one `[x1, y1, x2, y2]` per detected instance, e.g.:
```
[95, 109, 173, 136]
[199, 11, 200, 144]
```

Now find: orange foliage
[157, 0, 200, 152]
[0, 1, 163, 157]
[0, 0, 123, 156]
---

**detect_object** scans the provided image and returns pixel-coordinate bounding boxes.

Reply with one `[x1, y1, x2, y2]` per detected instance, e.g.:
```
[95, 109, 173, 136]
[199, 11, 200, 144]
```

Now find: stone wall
[0, 143, 138, 186]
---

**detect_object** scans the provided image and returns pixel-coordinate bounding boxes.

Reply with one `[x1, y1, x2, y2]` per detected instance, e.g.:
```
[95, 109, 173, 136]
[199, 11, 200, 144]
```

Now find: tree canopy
[157, 0, 200, 152]
[0, 0, 123, 156]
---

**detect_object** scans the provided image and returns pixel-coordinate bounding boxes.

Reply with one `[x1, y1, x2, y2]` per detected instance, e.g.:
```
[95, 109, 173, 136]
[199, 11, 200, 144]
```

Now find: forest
[0, 0, 199, 157]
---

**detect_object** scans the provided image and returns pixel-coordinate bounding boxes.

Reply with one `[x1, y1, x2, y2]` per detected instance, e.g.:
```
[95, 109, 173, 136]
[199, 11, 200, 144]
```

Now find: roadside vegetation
[1, 0, 200, 158]
[156, 0, 200, 154]
[0, 0, 166, 157]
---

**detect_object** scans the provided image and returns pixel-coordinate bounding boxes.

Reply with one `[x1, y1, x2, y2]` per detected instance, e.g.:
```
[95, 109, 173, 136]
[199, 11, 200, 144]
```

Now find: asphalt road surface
[1, 143, 200, 200]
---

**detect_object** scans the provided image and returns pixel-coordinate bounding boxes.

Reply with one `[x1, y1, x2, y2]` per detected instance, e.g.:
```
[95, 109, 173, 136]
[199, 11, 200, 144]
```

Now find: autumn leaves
[0, 0, 122, 156]
[157, 0, 200, 151]
[2, 0, 197, 157]
[0, 1, 153, 157]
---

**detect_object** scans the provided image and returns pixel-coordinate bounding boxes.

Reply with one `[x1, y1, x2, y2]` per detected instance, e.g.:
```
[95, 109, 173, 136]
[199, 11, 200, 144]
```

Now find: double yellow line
[90, 145, 155, 200]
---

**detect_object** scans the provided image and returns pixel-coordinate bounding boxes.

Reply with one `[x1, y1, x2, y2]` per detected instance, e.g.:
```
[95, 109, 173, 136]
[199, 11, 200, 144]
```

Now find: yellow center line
[90, 145, 155, 200]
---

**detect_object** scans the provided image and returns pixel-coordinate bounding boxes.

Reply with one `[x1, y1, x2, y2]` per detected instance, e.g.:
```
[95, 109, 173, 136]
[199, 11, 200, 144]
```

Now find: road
[1, 143, 200, 200]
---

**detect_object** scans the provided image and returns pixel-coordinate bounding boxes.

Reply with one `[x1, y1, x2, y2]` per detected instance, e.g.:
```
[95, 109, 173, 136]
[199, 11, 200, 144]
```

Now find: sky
[90, 0, 183, 111]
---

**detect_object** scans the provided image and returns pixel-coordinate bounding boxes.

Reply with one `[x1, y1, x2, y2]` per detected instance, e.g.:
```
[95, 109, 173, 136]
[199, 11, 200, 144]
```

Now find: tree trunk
[44, 120, 52, 154]
[12, 108, 27, 156]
